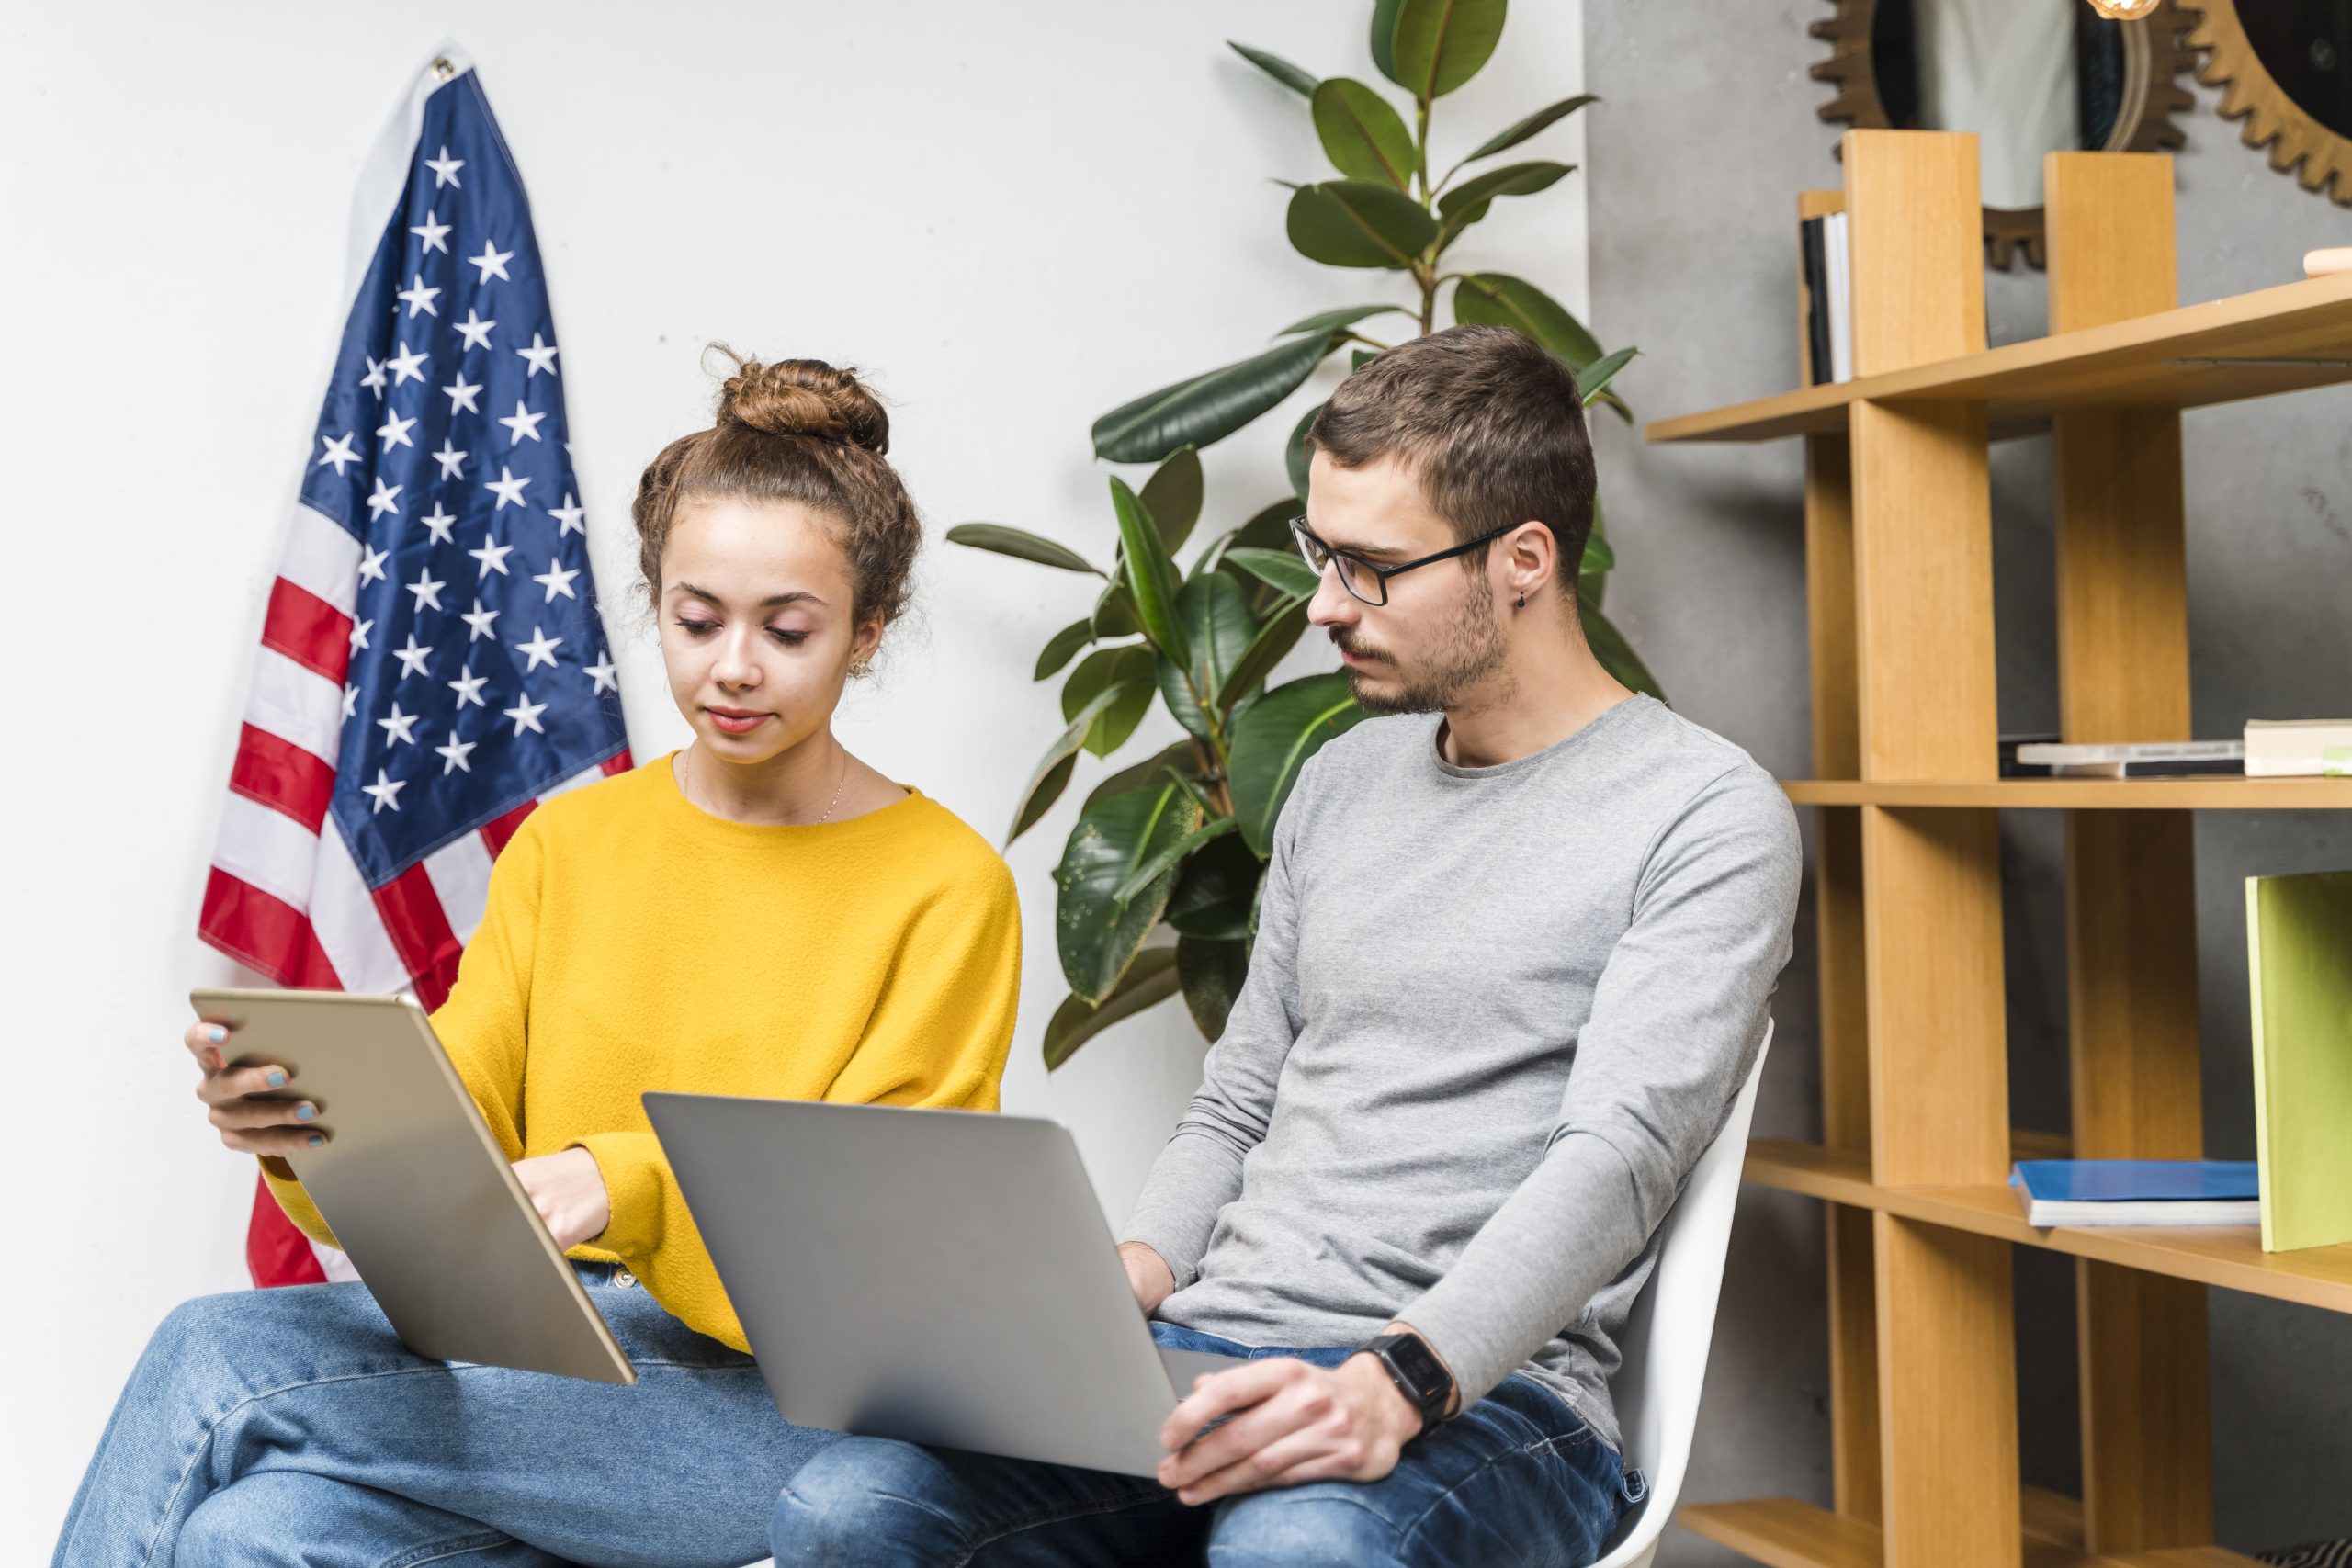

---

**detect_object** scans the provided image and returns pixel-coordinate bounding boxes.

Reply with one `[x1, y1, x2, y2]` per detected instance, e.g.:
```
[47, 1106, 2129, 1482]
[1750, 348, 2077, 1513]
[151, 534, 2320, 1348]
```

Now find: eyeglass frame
[1288, 514, 1526, 607]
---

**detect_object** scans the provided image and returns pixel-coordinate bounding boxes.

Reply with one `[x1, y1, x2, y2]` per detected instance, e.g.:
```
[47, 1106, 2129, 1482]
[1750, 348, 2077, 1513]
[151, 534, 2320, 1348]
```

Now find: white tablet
[191, 987, 636, 1385]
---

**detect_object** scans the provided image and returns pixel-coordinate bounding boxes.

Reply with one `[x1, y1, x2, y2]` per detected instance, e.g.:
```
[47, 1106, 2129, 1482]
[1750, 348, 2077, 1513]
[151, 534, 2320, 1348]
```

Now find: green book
[2245, 869, 2352, 1252]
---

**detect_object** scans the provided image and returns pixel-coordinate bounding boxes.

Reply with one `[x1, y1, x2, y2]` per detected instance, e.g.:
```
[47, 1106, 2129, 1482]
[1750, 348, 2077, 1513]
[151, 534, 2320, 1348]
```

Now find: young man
[770, 325, 1803, 1567]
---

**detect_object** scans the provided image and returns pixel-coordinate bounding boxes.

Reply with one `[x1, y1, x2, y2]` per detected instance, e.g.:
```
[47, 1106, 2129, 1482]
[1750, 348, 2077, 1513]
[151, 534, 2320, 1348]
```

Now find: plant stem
[1415, 95, 1437, 335]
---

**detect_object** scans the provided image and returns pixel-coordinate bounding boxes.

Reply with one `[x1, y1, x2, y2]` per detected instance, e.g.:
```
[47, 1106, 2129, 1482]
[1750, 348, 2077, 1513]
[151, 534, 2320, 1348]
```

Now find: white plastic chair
[1588, 1016, 1775, 1568]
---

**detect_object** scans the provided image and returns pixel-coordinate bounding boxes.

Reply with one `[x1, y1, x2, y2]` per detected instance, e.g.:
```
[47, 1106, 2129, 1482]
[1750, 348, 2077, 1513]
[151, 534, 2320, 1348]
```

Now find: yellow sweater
[264, 750, 1023, 1351]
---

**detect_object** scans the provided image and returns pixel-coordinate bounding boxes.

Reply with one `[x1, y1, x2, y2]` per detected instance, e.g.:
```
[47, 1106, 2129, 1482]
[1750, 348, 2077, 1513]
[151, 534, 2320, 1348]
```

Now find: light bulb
[2085, 0, 2162, 17]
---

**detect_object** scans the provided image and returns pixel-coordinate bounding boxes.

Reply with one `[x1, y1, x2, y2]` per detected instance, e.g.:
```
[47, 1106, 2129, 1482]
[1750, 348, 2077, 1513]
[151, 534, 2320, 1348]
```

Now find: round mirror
[2186, 1, 2352, 202]
[1813, 0, 2196, 266]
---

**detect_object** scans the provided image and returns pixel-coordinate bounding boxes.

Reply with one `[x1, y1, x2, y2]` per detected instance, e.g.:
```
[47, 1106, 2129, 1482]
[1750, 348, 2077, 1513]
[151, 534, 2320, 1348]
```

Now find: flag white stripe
[423, 829, 495, 947]
[277, 503, 364, 617]
[213, 795, 322, 915]
[538, 761, 609, 802]
[244, 647, 345, 766]
[308, 822, 410, 995]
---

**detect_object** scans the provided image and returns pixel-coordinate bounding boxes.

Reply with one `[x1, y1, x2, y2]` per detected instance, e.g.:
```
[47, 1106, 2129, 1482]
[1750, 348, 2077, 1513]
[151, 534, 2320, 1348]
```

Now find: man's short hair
[1306, 323, 1598, 585]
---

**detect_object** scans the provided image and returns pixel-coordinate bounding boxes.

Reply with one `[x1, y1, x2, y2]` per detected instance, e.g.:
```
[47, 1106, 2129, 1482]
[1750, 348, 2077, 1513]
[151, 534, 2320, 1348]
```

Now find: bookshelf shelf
[1677, 1490, 2264, 1568]
[1780, 777, 2352, 809]
[1646, 267, 2352, 446]
[1743, 1139, 2352, 1315]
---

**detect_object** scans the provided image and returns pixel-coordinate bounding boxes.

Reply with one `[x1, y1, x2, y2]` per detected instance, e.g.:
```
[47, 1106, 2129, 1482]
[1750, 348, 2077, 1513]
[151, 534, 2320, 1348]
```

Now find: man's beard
[1337, 570, 1511, 716]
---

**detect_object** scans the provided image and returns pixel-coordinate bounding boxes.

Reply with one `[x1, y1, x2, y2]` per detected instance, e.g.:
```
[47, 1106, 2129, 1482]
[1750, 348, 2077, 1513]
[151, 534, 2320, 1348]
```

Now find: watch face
[1385, 1334, 1451, 1403]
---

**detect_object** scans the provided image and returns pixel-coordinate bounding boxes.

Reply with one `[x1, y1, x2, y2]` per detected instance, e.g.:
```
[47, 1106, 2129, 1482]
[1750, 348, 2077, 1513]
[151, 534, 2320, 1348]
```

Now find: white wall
[1, 2, 1585, 1540]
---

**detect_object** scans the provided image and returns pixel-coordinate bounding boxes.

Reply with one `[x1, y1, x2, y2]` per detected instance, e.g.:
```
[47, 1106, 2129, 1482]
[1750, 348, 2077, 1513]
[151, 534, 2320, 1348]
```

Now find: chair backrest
[1589, 1017, 1773, 1568]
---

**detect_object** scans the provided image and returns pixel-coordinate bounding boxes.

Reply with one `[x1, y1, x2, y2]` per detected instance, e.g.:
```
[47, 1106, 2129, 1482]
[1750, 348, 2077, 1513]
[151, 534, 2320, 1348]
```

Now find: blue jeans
[52, 1262, 839, 1568]
[770, 1322, 1645, 1567]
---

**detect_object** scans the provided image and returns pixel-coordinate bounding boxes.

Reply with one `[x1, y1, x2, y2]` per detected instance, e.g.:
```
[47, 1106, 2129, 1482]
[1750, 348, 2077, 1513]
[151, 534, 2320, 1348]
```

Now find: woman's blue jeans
[770, 1321, 1646, 1567]
[51, 1262, 839, 1568]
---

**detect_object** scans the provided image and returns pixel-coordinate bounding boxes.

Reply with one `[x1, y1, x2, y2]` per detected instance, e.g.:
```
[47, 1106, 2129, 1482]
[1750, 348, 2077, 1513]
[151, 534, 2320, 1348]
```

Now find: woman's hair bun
[711, 348, 889, 456]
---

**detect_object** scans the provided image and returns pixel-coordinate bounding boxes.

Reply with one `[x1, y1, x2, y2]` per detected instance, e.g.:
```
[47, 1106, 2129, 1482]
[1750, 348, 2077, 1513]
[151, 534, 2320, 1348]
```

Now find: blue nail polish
[307, 1134, 324, 1148]
[207, 1025, 227, 1044]
[267, 1071, 287, 1089]
[296, 1104, 316, 1122]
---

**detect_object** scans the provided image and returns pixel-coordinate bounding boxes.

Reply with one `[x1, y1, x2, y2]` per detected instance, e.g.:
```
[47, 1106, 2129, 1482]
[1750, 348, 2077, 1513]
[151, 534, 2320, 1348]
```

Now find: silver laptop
[641, 1093, 1241, 1477]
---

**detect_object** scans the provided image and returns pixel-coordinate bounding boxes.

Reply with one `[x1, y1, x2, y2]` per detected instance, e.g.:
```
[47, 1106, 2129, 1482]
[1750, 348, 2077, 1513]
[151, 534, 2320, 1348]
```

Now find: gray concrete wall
[1579, 4, 2352, 1560]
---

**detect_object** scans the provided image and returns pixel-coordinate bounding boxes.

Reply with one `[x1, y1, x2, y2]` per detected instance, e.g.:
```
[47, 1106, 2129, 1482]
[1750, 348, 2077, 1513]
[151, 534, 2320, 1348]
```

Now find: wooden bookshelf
[1645, 136, 2350, 1566]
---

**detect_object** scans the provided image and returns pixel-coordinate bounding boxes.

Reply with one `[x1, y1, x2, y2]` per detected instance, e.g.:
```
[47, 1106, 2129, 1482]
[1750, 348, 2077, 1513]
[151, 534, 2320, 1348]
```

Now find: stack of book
[2008, 1159, 2259, 1227]
[2245, 718, 2352, 777]
[2012, 739, 2243, 778]
[1799, 210, 1851, 387]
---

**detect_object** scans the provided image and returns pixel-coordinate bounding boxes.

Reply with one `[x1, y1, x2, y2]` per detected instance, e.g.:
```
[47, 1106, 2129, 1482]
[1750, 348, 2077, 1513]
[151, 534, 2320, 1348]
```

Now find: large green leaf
[1218, 595, 1313, 706]
[1008, 684, 1130, 845]
[1043, 947, 1181, 1070]
[1457, 94, 1598, 167]
[1139, 446, 1204, 554]
[1275, 302, 1413, 337]
[1224, 547, 1319, 600]
[1092, 331, 1344, 464]
[1579, 527, 1615, 575]
[1085, 739, 1199, 812]
[1582, 497, 1611, 611]
[1233, 499, 1298, 552]
[1034, 617, 1095, 681]
[1093, 581, 1140, 638]
[1167, 833, 1265, 941]
[1062, 646, 1159, 757]
[1391, 0, 1508, 99]
[1285, 181, 1438, 270]
[1228, 40, 1318, 98]
[1157, 572, 1257, 738]
[1114, 815, 1241, 907]
[1227, 671, 1367, 855]
[1177, 933, 1252, 1041]
[1110, 476, 1192, 671]
[1579, 591, 1665, 703]
[1576, 345, 1639, 407]
[1435, 159, 1573, 235]
[1452, 271, 1603, 365]
[1056, 784, 1204, 1003]
[1370, 0, 1407, 85]
[1311, 78, 1418, 191]
[1285, 401, 1321, 503]
[944, 523, 1101, 576]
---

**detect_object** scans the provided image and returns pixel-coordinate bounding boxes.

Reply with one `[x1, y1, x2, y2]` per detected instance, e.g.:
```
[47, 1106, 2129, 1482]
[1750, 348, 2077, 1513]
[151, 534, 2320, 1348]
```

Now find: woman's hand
[184, 1017, 326, 1156]
[514, 1146, 611, 1251]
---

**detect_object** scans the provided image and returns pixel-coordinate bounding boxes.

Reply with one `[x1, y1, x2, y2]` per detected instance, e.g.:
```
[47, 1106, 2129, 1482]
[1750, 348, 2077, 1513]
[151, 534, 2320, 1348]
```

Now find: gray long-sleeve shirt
[1119, 693, 1802, 1450]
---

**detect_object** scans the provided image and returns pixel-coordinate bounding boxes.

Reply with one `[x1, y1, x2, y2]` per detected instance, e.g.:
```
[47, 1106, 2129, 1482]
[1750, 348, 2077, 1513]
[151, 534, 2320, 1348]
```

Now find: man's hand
[1119, 1241, 1176, 1317]
[514, 1146, 610, 1251]
[1155, 1348, 1425, 1506]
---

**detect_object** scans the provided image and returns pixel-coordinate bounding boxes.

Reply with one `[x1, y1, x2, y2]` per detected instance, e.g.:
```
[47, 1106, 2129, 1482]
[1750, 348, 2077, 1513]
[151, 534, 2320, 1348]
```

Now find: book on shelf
[1999, 732, 2060, 777]
[1800, 216, 1832, 387]
[2245, 717, 2352, 777]
[2008, 1159, 2259, 1227]
[2245, 868, 2352, 1252]
[2012, 739, 2245, 778]
[1797, 210, 1852, 386]
[2052, 758, 2245, 778]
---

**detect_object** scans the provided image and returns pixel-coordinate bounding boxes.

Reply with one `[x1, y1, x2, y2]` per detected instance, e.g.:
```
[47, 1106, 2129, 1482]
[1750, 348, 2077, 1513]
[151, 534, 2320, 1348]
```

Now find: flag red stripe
[368, 862, 461, 989]
[602, 748, 635, 776]
[229, 721, 338, 831]
[480, 797, 537, 856]
[260, 578, 354, 684]
[198, 868, 342, 990]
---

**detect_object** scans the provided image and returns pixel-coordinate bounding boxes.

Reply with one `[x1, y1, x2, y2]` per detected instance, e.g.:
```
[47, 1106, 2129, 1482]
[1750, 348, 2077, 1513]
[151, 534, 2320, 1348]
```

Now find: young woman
[54, 355, 1023, 1568]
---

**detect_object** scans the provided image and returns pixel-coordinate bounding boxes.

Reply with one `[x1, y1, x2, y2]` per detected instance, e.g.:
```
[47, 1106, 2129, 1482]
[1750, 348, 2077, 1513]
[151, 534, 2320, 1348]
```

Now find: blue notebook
[2008, 1159, 2260, 1228]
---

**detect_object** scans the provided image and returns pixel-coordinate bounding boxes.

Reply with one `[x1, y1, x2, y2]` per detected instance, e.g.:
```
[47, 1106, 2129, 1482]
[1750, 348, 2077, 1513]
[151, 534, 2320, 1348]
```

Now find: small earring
[1514, 593, 1526, 608]
[848, 657, 873, 677]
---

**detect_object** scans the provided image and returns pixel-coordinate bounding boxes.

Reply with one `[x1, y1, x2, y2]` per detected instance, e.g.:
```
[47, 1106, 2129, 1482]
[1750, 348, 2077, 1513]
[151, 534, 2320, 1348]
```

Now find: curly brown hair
[630, 348, 923, 631]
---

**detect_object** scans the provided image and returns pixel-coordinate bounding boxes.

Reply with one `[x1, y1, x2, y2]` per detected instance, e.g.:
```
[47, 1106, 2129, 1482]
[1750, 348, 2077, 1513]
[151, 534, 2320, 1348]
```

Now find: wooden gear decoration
[2180, 1, 2352, 204]
[1810, 0, 2198, 266]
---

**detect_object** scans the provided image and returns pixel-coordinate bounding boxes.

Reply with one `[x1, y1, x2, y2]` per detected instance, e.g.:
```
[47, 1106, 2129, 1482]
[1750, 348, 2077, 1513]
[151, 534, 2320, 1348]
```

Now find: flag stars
[469, 535, 515, 579]
[357, 545, 390, 586]
[532, 558, 581, 603]
[360, 355, 389, 395]
[376, 407, 417, 452]
[409, 209, 451, 254]
[420, 502, 458, 544]
[584, 653, 619, 694]
[378, 702, 421, 747]
[397, 273, 441, 319]
[442, 372, 481, 415]
[469, 242, 514, 284]
[436, 731, 478, 774]
[393, 633, 434, 678]
[366, 478, 402, 521]
[406, 566, 447, 613]
[361, 768, 406, 814]
[387, 340, 428, 386]
[431, 441, 468, 482]
[317, 432, 360, 475]
[484, 465, 531, 510]
[460, 599, 501, 643]
[425, 145, 464, 188]
[447, 662, 489, 707]
[454, 309, 495, 352]
[516, 333, 560, 378]
[548, 493, 586, 537]
[517, 626, 564, 671]
[349, 617, 374, 653]
[498, 400, 546, 446]
[502, 694, 549, 737]
[342, 682, 360, 720]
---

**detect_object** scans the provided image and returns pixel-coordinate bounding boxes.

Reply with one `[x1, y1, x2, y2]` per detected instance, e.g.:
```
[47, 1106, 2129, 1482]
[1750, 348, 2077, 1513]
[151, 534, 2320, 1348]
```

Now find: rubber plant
[949, 0, 1660, 1068]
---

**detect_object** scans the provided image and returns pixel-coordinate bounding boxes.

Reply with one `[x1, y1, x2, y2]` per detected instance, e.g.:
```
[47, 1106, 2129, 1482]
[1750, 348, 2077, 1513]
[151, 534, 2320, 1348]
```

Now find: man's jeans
[52, 1262, 840, 1568]
[771, 1321, 1646, 1567]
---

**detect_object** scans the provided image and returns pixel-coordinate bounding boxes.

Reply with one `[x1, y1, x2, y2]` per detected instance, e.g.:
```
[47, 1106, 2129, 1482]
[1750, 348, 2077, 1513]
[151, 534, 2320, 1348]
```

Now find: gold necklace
[811, 750, 851, 825]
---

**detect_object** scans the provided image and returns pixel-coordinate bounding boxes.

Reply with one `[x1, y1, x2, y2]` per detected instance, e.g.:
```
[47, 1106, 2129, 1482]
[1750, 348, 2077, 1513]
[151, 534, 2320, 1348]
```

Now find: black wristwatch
[1359, 1331, 1455, 1436]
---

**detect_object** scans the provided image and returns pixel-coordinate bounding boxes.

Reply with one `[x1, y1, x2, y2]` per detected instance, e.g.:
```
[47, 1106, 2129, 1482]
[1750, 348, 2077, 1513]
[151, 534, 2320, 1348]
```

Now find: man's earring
[1514, 593, 1526, 608]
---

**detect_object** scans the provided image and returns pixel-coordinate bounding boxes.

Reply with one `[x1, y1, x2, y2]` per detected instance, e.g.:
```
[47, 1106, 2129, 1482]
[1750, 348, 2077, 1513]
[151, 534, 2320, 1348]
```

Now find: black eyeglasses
[1289, 516, 1521, 607]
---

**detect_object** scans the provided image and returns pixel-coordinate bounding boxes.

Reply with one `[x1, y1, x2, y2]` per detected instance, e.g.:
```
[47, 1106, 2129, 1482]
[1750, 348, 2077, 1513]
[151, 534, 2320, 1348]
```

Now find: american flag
[200, 46, 631, 1288]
